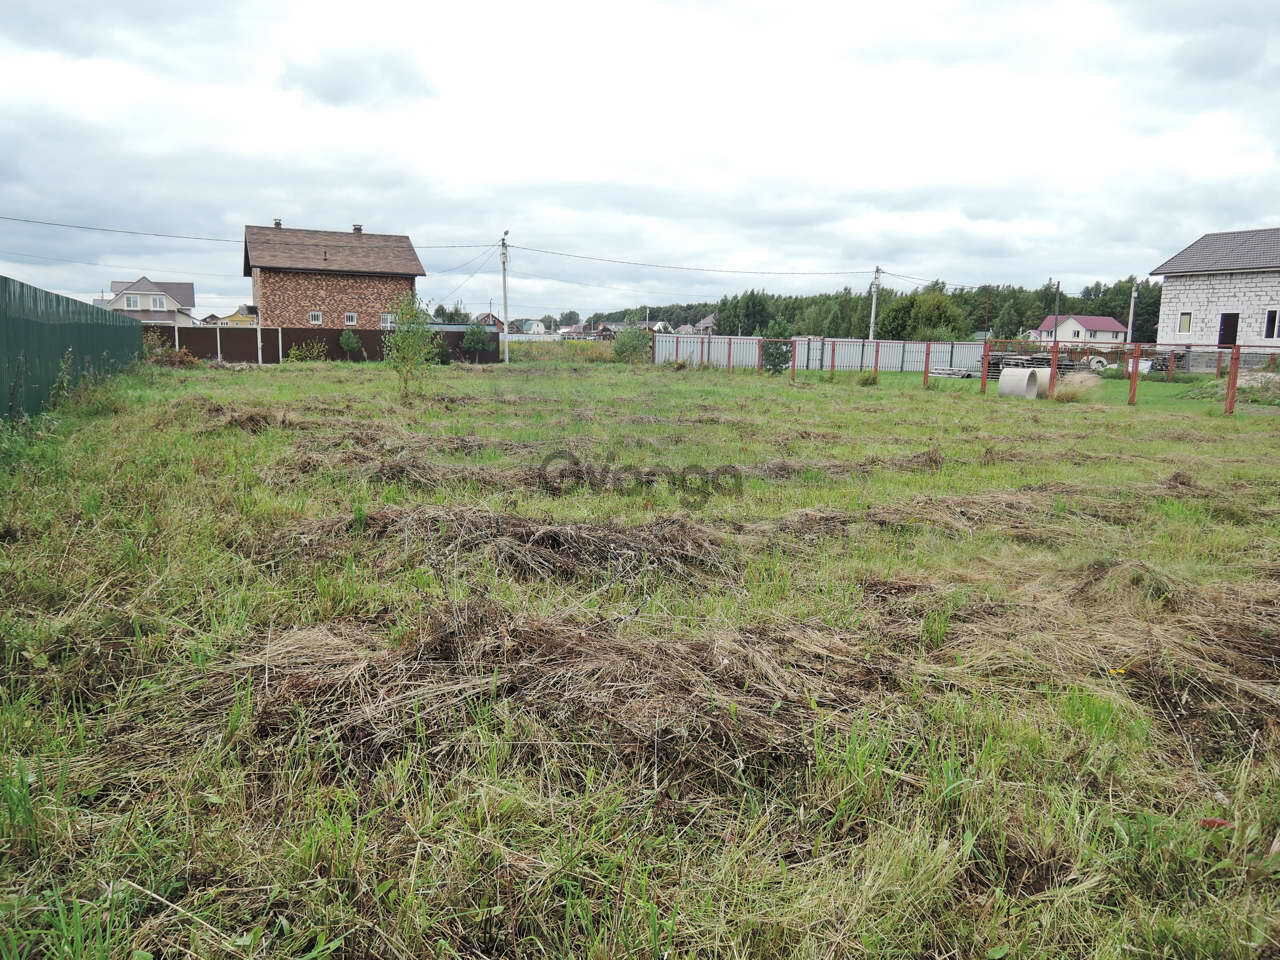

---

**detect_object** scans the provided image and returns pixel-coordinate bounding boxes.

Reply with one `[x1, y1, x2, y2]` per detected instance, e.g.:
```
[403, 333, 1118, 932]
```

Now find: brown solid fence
[152, 324, 500, 365]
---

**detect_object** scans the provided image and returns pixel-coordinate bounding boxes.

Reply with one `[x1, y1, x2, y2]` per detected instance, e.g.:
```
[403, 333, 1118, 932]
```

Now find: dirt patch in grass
[271, 506, 735, 580]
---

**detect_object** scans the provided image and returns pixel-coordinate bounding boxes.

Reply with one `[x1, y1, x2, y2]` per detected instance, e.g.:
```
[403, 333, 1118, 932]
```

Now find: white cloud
[0, 0, 1277, 316]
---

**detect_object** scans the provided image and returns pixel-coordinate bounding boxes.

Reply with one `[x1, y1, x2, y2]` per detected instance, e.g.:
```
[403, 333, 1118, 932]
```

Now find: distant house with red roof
[1027, 315, 1127, 344]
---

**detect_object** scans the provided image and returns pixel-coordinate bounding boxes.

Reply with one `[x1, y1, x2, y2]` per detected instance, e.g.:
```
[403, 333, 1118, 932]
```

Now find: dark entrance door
[1219, 313, 1239, 346]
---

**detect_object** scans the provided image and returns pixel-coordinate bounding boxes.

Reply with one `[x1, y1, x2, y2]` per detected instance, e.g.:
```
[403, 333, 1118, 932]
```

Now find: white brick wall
[1157, 271, 1280, 346]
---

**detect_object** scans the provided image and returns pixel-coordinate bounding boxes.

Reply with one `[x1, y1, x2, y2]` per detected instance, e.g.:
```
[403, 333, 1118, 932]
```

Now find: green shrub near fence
[0, 276, 141, 419]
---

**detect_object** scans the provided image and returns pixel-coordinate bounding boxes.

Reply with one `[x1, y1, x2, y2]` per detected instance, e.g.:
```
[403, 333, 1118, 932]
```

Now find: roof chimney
[273, 218, 282, 228]
[353, 224, 363, 234]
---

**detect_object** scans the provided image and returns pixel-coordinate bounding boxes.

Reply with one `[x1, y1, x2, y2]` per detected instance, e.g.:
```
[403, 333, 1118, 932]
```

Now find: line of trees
[578, 276, 1162, 342]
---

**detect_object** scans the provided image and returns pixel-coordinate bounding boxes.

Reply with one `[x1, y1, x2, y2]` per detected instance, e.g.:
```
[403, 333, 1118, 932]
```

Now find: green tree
[433, 304, 447, 320]
[876, 294, 916, 341]
[911, 291, 968, 339]
[559, 310, 579, 328]
[385, 293, 442, 400]
[992, 302, 1022, 340]
[461, 323, 489, 362]
[760, 318, 792, 374]
[613, 327, 650, 363]
[338, 328, 363, 361]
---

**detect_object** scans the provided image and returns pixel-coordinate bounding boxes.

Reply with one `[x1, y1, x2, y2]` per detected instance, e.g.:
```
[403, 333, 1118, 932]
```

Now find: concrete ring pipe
[997, 366, 1040, 399]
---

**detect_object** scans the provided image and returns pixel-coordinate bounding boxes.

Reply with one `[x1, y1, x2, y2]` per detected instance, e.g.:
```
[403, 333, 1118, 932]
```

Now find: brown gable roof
[243, 225, 426, 278]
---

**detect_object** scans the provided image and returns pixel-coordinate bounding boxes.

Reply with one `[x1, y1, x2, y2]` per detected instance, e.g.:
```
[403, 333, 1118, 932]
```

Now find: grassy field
[2, 355, 1279, 958]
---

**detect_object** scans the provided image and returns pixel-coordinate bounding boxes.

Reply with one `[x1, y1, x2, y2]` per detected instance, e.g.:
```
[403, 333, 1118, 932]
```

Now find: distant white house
[523, 319, 547, 335]
[1151, 228, 1280, 346]
[94, 276, 196, 324]
[1025, 315, 1127, 344]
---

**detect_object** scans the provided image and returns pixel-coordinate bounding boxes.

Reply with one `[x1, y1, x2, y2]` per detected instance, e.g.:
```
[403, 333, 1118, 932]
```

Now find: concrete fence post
[172, 324, 179, 350]
[216, 325, 222, 362]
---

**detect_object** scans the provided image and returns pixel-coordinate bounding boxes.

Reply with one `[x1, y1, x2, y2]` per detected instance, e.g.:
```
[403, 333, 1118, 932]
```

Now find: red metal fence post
[1224, 345, 1242, 415]
[1128, 346, 1140, 406]
[980, 338, 992, 394]
[922, 341, 932, 388]
[789, 340, 797, 382]
[1048, 343, 1060, 396]
[872, 341, 880, 375]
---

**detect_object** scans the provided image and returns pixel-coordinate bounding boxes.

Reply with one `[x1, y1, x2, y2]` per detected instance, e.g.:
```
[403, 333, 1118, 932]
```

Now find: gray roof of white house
[1151, 228, 1280, 276]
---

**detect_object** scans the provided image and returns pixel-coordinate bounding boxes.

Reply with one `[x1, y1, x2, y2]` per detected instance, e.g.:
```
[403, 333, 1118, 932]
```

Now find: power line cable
[0, 247, 244, 279]
[510, 243, 876, 277]
[434, 245, 499, 274]
[508, 269, 719, 302]
[0, 214, 491, 250]
[434, 246, 499, 304]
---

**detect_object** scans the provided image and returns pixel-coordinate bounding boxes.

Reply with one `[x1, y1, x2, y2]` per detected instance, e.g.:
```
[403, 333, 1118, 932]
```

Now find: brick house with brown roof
[243, 221, 426, 329]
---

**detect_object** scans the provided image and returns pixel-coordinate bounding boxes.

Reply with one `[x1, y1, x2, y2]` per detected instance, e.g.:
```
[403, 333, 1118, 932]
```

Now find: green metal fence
[1, 275, 142, 419]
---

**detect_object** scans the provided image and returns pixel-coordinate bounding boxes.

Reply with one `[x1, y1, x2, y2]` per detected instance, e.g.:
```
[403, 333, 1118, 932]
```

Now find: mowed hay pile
[273, 505, 734, 580]
[246, 605, 893, 772]
[74, 604, 895, 792]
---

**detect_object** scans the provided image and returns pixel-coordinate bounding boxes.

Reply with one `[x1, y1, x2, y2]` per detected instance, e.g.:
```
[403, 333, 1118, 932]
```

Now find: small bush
[613, 327, 651, 364]
[856, 370, 879, 386]
[142, 328, 199, 367]
[285, 339, 329, 363]
[461, 323, 490, 363]
[338, 329, 364, 361]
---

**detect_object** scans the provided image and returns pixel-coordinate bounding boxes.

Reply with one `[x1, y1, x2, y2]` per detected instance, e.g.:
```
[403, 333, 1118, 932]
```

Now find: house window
[379, 313, 395, 330]
[125, 295, 139, 309]
[1266, 310, 1277, 339]
[1088, 330, 1097, 338]
[151, 295, 165, 310]
[1072, 329, 1080, 338]
[344, 312, 357, 326]
[1178, 312, 1192, 333]
[1112, 331, 1120, 339]
[309, 311, 322, 325]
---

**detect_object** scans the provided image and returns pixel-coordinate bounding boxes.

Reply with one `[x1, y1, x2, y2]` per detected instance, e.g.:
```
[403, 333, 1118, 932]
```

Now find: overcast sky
[1, 0, 1277, 318]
